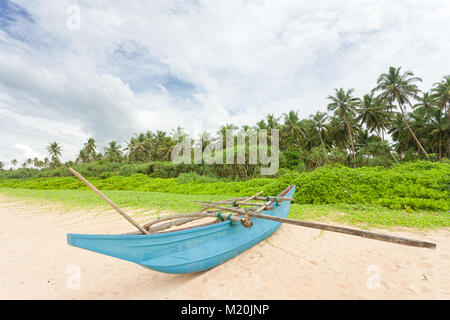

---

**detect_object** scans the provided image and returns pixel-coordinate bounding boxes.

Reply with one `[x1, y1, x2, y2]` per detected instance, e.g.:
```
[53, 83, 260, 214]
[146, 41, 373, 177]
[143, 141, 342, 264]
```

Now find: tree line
[1, 66, 449, 174]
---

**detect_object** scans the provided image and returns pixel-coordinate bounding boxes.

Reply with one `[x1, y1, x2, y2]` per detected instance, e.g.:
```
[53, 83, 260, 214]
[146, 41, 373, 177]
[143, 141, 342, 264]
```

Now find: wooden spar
[69, 168, 149, 235]
[143, 210, 219, 229]
[195, 200, 274, 209]
[207, 205, 437, 249]
[143, 211, 246, 231]
[241, 191, 264, 202]
[220, 191, 264, 203]
[147, 217, 204, 233]
[224, 196, 295, 202]
[194, 191, 269, 209]
[255, 201, 273, 212]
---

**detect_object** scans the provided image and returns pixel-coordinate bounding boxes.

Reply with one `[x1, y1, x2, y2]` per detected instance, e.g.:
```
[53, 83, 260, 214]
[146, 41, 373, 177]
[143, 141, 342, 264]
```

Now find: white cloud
[12, 143, 40, 160]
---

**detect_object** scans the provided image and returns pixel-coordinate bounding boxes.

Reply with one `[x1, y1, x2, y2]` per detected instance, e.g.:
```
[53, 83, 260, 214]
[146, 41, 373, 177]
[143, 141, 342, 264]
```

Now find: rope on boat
[242, 208, 252, 228]
[228, 214, 236, 227]
[216, 212, 225, 222]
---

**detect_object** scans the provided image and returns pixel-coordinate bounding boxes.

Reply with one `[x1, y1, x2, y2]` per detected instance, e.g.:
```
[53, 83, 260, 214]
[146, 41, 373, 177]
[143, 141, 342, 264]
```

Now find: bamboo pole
[147, 217, 205, 233]
[143, 212, 216, 229]
[195, 200, 274, 209]
[143, 211, 247, 231]
[224, 196, 294, 202]
[241, 191, 264, 202]
[69, 168, 149, 235]
[207, 205, 437, 249]
[220, 191, 264, 203]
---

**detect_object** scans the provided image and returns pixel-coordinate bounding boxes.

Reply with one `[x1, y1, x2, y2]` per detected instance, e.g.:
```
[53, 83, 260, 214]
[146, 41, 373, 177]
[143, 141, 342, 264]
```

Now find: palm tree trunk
[345, 120, 356, 165]
[396, 95, 429, 159]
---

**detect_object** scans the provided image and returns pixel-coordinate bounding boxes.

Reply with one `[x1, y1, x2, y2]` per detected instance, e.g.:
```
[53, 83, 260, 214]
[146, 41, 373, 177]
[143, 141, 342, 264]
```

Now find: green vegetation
[0, 188, 447, 229]
[2, 67, 449, 180]
[1, 161, 448, 212]
[0, 188, 227, 214]
[0, 67, 448, 230]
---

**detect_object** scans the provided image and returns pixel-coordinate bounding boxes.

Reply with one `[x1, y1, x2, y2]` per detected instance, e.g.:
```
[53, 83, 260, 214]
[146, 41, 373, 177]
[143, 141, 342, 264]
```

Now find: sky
[0, 0, 449, 166]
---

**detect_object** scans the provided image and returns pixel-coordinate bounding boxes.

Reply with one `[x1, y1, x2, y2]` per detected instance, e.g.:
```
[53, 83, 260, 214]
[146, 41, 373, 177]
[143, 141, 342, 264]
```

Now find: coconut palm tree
[431, 75, 450, 123]
[81, 138, 97, 163]
[256, 120, 268, 129]
[356, 94, 392, 140]
[282, 110, 302, 146]
[217, 124, 237, 148]
[427, 107, 447, 160]
[0, 161, 4, 170]
[310, 111, 328, 145]
[43, 157, 50, 168]
[125, 133, 152, 162]
[75, 149, 90, 164]
[373, 66, 428, 158]
[104, 141, 123, 162]
[388, 112, 415, 155]
[266, 114, 280, 129]
[11, 159, 18, 168]
[46, 141, 62, 165]
[197, 131, 212, 152]
[327, 88, 360, 161]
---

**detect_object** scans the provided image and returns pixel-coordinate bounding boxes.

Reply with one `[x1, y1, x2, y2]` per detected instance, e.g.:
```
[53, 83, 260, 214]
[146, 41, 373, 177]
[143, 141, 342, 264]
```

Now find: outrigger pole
[69, 168, 149, 235]
[204, 204, 437, 249]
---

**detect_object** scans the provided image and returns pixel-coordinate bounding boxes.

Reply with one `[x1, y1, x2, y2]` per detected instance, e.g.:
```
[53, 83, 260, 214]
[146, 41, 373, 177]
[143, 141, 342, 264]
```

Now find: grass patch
[0, 188, 448, 230]
[0, 188, 231, 214]
[288, 203, 450, 230]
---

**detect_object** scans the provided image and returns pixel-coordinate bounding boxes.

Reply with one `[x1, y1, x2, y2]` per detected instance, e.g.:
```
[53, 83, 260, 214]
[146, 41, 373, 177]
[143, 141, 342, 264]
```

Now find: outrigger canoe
[67, 185, 296, 274]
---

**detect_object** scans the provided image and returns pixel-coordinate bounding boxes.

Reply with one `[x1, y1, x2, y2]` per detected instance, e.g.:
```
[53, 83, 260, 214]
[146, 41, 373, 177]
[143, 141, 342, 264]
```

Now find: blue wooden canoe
[67, 185, 295, 274]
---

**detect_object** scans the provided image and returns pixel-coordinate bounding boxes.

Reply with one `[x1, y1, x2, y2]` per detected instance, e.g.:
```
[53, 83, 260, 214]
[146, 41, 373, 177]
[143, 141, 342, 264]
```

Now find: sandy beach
[0, 194, 449, 300]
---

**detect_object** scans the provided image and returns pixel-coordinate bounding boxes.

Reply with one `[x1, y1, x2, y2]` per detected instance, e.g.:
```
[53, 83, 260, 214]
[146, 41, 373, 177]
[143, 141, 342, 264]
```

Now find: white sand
[0, 194, 448, 299]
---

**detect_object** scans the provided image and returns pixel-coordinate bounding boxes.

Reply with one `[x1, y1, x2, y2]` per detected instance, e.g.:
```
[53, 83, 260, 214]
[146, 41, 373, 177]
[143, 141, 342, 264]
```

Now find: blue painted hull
[67, 185, 295, 274]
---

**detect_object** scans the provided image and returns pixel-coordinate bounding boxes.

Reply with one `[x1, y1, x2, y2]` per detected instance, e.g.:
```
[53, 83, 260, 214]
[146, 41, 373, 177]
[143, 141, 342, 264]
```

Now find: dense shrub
[1, 161, 448, 211]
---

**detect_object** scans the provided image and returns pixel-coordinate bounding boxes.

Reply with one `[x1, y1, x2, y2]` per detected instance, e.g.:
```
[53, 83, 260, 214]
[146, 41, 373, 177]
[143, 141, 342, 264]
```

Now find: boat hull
[67, 185, 295, 274]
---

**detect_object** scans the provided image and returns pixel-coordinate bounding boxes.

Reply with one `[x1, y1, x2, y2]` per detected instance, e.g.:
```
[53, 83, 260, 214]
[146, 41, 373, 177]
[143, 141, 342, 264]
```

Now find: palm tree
[327, 88, 360, 161]
[0, 161, 4, 170]
[43, 157, 50, 168]
[197, 131, 212, 152]
[388, 112, 415, 155]
[427, 106, 447, 160]
[373, 66, 429, 158]
[82, 138, 97, 163]
[266, 114, 280, 129]
[46, 141, 62, 164]
[171, 126, 187, 141]
[431, 75, 450, 123]
[217, 124, 237, 148]
[125, 133, 152, 162]
[104, 141, 123, 162]
[75, 149, 90, 164]
[310, 111, 328, 145]
[356, 94, 391, 140]
[282, 110, 302, 146]
[11, 159, 18, 168]
[256, 120, 268, 129]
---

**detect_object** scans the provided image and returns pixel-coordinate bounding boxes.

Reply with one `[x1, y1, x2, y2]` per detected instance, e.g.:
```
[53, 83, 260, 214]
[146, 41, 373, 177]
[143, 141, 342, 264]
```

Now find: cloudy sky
[0, 0, 449, 165]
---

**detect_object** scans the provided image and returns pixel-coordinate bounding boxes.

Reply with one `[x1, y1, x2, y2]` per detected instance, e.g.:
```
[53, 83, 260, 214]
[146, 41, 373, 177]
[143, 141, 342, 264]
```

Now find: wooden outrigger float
[67, 168, 436, 274]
